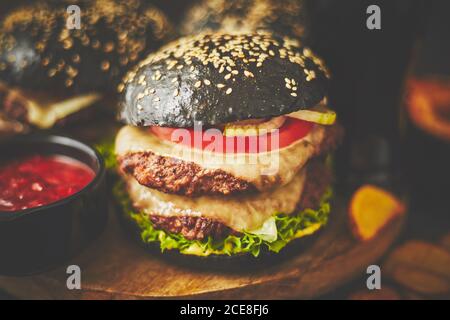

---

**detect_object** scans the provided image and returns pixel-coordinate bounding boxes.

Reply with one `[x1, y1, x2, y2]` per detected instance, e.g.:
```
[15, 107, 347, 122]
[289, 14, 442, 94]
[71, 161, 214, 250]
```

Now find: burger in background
[0, 0, 174, 136]
[179, 0, 308, 40]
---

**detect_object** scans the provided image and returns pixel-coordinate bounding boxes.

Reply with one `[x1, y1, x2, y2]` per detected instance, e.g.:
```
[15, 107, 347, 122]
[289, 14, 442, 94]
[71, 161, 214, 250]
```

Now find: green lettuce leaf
[114, 181, 332, 257]
[95, 138, 117, 170]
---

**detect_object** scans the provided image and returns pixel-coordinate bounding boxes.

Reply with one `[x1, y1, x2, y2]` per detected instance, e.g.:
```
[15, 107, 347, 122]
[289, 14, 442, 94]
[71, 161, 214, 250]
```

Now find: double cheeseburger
[0, 0, 173, 134]
[114, 32, 342, 258]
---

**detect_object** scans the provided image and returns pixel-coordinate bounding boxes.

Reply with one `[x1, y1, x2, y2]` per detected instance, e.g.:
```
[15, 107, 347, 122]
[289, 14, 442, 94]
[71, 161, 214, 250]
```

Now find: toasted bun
[0, 0, 174, 96]
[180, 0, 308, 40]
[119, 32, 330, 128]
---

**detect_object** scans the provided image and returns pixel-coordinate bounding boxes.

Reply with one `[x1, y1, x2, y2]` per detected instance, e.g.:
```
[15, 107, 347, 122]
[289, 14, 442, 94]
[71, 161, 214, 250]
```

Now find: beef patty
[141, 160, 332, 241]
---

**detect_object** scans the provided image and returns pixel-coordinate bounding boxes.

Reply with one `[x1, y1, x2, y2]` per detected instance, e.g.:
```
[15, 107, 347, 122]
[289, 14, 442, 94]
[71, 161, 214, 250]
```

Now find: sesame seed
[118, 32, 127, 41]
[100, 61, 110, 71]
[173, 89, 179, 97]
[204, 79, 211, 85]
[231, 70, 238, 75]
[226, 88, 232, 95]
[244, 70, 254, 78]
[167, 61, 177, 70]
[292, 86, 297, 91]
[104, 42, 114, 53]
[63, 39, 73, 50]
[291, 92, 297, 97]
[194, 81, 201, 88]
[286, 83, 292, 89]
[224, 73, 231, 80]
[217, 83, 225, 88]
[72, 54, 80, 63]
[92, 40, 100, 49]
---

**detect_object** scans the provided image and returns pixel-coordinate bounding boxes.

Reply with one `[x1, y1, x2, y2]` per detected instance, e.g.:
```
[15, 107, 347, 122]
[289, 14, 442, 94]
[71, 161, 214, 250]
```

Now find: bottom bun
[113, 179, 333, 270]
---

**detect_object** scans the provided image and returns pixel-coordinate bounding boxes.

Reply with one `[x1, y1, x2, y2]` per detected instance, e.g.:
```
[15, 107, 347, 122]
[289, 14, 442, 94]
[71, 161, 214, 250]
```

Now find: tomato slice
[149, 117, 313, 153]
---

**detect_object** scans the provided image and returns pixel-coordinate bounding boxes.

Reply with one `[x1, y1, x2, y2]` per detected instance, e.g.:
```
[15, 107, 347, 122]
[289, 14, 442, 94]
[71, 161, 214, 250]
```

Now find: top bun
[180, 0, 308, 40]
[0, 0, 174, 96]
[119, 32, 330, 128]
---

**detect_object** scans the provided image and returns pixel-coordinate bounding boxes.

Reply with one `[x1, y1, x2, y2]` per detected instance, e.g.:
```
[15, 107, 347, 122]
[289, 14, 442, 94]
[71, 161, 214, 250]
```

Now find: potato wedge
[384, 264, 449, 295]
[348, 286, 400, 300]
[385, 241, 450, 280]
[383, 241, 450, 296]
[349, 185, 406, 241]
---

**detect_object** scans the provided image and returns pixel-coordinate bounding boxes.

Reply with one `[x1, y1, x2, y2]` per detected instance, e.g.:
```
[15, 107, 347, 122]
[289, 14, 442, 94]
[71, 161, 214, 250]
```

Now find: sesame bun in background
[179, 0, 308, 40]
[0, 0, 174, 133]
[114, 31, 343, 262]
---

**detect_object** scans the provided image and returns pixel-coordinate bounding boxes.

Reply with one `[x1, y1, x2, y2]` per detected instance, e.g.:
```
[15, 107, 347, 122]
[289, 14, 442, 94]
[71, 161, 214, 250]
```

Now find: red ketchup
[0, 155, 95, 212]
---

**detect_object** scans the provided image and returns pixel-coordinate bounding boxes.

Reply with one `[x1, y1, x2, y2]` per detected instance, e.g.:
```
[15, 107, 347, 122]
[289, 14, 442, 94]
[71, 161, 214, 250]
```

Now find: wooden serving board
[0, 198, 404, 300]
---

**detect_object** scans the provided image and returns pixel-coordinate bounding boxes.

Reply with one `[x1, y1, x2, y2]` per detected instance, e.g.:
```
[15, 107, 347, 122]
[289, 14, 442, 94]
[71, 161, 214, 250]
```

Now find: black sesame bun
[0, 0, 174, 96]
[119, 32, 330, 128]
[179, 0, 308, 40]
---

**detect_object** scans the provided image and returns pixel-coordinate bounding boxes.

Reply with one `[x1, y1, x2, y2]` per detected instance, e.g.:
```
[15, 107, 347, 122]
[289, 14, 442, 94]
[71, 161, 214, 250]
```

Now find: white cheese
[26, 93, 102, 128]
[0, 82, 102, 128]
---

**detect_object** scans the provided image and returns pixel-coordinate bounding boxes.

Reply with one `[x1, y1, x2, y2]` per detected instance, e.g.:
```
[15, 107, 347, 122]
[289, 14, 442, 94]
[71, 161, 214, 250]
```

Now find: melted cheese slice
[116, 125, 327, 191]
[26, 93, 102, 128]
[125, 167, 307, 232]
[0, 82, 102, 128]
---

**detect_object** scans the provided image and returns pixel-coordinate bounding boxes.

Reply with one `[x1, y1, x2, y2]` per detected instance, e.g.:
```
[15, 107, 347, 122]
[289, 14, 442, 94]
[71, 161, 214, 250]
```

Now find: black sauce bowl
[0, 134, 108, 276]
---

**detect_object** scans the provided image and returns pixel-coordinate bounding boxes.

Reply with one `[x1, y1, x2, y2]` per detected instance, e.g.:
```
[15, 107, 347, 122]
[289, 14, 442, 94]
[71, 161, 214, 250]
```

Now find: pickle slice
[223, 116, 286, 136]
[288, 107, 336, 125]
